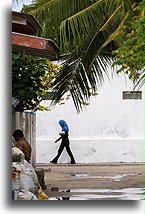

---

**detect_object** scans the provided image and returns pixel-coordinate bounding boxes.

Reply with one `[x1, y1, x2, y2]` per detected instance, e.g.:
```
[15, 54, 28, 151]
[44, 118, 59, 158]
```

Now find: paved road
[37, 163, 144, 200]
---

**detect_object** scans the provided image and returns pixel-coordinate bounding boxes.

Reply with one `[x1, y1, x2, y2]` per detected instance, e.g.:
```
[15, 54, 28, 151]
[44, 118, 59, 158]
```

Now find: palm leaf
[24, 0, 96, 30]
[82, 1, 138, 72]
[60, 0, 122, 52]
[60, 0, 107, 52]
[51, 42, 113, 112]
[82, 2, 123, 71]
[24, 0, 97, 47]
[51, 1, 138, 111]
[23, 0, 54, 14]
[24, 0, 142, 112]
[133, 70, 145, 90]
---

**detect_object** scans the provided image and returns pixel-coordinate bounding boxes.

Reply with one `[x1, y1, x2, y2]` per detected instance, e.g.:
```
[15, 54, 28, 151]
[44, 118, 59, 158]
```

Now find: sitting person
[12, 129, 31, 163]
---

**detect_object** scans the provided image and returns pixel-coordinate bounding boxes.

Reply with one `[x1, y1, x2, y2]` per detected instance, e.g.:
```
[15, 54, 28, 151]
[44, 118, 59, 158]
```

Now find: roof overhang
[12, 11, 42, 35]
[12, 32, 58, 60]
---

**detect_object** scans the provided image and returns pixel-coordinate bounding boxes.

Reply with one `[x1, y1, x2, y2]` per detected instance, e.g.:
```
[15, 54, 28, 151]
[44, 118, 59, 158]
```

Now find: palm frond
[23, 0, 54, 14]
[133, 69, 145, 90]
[23, 0, 143, 112]
[23, 0, 97, 47]
[82, 4, 123, 72]
[122, 0, 133, 14]
[81, 0, 138, 72]
[50, 0, 138, 112]
[24, 0, 95, 28]
[60, 0, 122, 52]
[51, 43, 113, 112]
[25, 0, 93, 14]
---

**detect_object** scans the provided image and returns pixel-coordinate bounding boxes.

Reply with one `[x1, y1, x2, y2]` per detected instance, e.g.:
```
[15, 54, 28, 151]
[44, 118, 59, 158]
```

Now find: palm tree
[24, 0, 143, 112]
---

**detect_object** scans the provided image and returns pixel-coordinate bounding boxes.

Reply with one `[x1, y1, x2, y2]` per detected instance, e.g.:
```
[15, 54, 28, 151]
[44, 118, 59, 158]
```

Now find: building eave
[12, 32, 59, 60]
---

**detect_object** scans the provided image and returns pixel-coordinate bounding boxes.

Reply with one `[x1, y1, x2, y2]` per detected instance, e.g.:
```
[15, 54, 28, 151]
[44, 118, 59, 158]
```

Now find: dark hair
[13, 129, 24, 138]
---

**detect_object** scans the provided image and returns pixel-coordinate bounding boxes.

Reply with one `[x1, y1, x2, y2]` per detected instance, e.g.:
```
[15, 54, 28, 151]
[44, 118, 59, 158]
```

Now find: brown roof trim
[12, 32, 58, 60]
[12, 11, 42, 31]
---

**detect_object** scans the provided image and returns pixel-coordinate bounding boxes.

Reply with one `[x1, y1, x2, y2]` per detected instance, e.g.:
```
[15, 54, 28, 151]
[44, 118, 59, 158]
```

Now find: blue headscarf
[58, 120, 69, 132]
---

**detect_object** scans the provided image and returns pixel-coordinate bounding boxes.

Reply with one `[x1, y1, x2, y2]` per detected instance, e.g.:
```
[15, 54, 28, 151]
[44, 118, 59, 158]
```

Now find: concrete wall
[36, 72, 144, 163]
[36, 138, 143, 163]
[12, 111, 36, 167]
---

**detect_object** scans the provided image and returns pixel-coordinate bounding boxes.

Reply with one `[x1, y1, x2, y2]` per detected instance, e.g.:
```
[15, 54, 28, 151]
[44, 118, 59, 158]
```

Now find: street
[36, 163, 144, 200]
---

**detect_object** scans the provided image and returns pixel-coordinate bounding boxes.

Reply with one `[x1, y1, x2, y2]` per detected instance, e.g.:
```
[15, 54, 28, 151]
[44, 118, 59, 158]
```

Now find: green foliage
[23, 0, 97, 48]
[112, 2, 144, 87]
[23, 0, 143, 112]
[12, 53, 59, 111]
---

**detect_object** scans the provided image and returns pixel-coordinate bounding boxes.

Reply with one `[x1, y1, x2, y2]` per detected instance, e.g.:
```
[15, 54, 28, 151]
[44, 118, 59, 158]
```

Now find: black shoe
[70, 162, 76, 164]
[50, 161, 57, 164]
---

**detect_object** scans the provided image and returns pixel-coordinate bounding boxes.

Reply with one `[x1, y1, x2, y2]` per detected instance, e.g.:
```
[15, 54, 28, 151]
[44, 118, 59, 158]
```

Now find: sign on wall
[123, 91, 142, 100]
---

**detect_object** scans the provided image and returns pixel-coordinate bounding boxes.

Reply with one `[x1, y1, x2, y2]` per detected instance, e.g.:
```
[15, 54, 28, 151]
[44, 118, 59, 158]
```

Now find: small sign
[123, 91, 142, 100]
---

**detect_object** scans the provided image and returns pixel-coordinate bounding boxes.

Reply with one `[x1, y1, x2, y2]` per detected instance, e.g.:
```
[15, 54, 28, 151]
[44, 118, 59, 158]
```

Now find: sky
[12, 0, 33, 12]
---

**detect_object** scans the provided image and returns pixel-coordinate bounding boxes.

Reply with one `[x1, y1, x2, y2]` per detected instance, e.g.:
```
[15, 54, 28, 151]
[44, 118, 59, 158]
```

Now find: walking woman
[50, 120, 76, 164]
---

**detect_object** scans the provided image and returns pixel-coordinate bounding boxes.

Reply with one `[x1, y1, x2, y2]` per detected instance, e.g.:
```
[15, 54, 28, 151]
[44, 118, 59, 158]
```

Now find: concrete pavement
[36, 163, 144, 200]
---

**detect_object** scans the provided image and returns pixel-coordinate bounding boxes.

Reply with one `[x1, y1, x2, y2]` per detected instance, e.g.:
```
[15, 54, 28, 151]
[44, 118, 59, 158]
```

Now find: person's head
[13, 129, 24, 142]
[58, 120, 66, 127]
[58, 120, 69, 132]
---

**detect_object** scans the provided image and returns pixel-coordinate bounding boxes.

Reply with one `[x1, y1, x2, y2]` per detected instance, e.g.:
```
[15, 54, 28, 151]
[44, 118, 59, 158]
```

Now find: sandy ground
[36, 163, 144, 200]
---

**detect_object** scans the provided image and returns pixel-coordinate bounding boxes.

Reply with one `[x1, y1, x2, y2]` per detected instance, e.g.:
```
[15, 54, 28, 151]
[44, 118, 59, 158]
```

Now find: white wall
[36, 72, 144, 163]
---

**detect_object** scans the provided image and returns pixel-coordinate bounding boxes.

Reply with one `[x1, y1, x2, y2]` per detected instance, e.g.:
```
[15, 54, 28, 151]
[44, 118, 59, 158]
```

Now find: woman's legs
[65, 144, 76, 164]
[51, 143, 65, 163]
